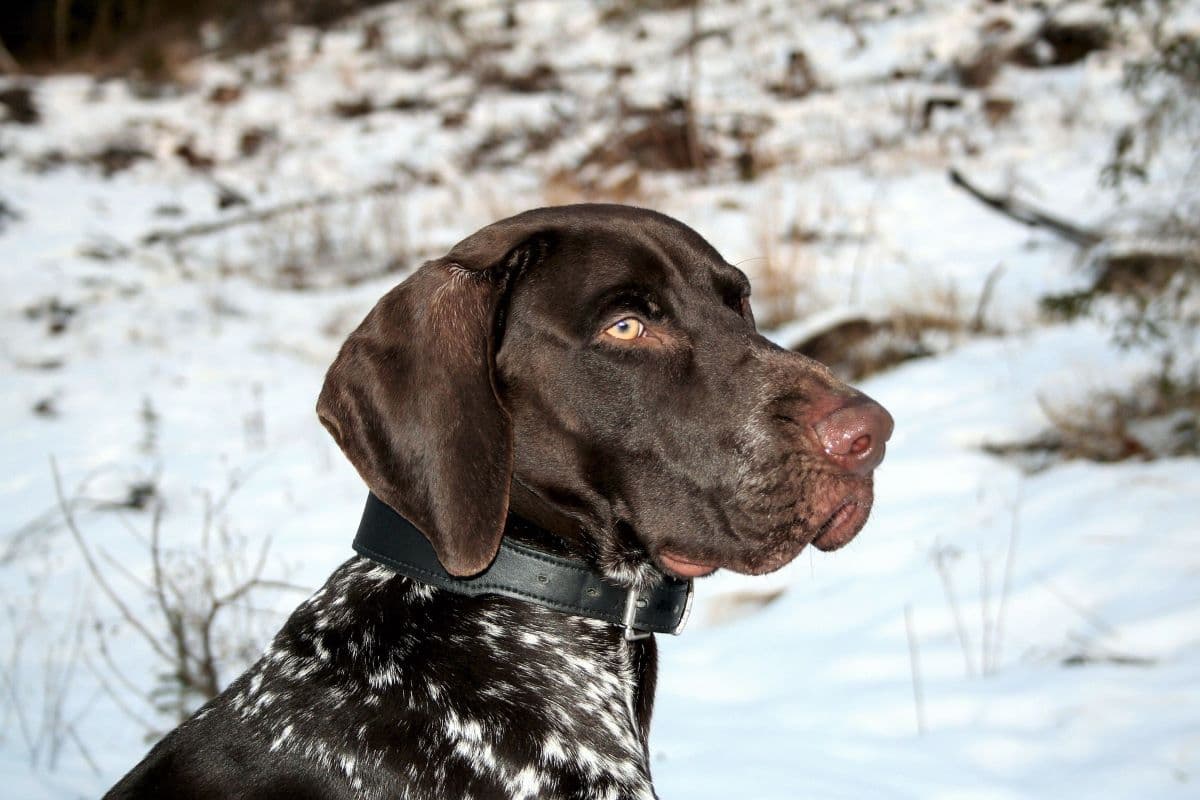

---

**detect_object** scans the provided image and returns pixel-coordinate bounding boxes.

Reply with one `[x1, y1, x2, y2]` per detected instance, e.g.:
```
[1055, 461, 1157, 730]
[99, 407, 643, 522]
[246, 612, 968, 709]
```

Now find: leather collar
[353, 493, 695, 640]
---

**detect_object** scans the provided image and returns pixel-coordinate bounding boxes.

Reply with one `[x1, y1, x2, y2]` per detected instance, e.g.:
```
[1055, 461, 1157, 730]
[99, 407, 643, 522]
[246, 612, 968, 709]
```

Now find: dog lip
[811, 500, 868, 551]
[657, 550, 719, 579]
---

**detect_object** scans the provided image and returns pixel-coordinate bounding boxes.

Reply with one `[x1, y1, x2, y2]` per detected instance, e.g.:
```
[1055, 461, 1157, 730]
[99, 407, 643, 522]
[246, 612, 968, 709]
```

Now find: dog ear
[317, 214, 550, 576]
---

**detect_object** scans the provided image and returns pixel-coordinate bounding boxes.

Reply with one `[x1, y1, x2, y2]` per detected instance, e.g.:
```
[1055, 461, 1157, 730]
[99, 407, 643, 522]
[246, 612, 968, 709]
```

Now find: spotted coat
[106, 556, 660, 800]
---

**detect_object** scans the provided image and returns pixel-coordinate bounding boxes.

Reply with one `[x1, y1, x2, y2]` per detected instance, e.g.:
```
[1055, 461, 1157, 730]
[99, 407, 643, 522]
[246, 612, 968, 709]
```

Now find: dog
[105, 204, 892, 799]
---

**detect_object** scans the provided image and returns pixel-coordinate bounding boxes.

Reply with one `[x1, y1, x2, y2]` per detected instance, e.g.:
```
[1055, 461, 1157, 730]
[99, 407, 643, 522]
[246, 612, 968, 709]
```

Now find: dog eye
[604, 318, 645, 341]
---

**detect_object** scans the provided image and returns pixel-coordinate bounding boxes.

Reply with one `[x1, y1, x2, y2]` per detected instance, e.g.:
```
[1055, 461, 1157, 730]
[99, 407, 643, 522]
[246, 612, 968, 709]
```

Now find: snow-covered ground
[2, 1, 1197, 797]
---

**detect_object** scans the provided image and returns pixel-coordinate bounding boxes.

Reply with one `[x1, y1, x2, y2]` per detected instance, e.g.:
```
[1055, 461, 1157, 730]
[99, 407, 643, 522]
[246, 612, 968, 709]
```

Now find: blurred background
[1, 1, 1197, 797]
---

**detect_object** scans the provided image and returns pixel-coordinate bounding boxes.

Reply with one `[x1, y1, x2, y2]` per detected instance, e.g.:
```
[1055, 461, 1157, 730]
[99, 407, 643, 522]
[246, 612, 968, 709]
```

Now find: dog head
[318, 205, 892, 581]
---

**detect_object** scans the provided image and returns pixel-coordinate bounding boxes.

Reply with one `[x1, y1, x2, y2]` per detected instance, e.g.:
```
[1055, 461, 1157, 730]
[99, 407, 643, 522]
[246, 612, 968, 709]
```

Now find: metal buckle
[622, 585, 651, 641]
[672, 579, 695, 636]
[622, 579, 695, 641]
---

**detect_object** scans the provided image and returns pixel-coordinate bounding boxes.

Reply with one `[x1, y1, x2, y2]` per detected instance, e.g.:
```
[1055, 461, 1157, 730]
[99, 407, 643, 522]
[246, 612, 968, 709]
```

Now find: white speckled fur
[216, 556, 658, 800]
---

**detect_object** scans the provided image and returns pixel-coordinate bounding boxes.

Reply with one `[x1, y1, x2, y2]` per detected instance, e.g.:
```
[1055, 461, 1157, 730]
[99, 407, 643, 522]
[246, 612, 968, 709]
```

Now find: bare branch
[141, 180, 402, 247]
[0, 605, 36, 756]
[244, 579, 311, 595]
[93, 632, 149, 710]
[51, 458, 172, 664]
[949, 168, 1102, 248]
[98, 549, 155, 594]
[53, 459, 296, 729]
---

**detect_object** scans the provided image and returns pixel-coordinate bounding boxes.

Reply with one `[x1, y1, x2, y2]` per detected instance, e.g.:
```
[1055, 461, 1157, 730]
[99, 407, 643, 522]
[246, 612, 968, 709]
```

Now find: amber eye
[604, 318, 645, 341]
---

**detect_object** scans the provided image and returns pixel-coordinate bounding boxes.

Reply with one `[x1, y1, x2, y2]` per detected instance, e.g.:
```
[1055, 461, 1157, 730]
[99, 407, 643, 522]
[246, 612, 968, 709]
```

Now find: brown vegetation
[983, 373, 1200, 472]
[791, 311, 966, 382]
[0, 0, 390, 77]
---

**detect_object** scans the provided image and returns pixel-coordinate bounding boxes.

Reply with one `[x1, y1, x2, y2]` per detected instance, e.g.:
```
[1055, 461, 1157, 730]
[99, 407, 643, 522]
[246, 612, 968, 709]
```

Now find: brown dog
[106, 204, 891, 799]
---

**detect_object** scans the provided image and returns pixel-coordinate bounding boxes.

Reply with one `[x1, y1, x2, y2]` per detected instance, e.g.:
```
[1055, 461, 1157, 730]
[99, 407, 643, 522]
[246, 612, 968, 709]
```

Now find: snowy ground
[2, 0, 1198, 797]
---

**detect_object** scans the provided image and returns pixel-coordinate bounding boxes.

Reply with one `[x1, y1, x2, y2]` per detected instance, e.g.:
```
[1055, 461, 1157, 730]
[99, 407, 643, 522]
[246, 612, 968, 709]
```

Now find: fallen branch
[141, 179, 402, 246]
[949, 168, 1102, 248]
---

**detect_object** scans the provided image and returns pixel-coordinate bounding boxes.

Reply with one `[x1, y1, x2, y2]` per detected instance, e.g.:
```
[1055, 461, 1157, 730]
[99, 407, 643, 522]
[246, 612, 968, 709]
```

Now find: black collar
[352, 493, 695, 640]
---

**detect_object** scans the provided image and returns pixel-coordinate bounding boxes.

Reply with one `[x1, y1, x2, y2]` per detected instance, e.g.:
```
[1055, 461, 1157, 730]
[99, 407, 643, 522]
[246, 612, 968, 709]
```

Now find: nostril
[811, 396, 893, 475]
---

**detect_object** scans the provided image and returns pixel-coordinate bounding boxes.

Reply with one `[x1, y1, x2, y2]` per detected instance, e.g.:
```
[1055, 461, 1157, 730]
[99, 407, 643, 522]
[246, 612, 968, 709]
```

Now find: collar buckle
[672, 579, 696, 636]
[622, 579, 695, 641]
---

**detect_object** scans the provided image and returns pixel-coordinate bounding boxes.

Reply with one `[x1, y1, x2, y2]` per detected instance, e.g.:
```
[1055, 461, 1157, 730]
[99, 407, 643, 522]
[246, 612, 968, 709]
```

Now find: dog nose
[812, 396, 894, 475]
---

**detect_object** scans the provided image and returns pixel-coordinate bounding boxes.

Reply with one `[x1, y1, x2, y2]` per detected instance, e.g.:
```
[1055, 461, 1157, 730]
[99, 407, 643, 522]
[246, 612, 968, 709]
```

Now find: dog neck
[506, 478, 592, 557]
[352, 493, 694, 641]
[508, 478, 675, 590]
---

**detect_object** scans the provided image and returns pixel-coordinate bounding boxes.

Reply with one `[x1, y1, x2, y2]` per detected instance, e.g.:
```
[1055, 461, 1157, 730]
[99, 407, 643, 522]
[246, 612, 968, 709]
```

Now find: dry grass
[793, 310, 964, 381]
[744, 200, 821, 330]
[984, 372, 1200, 472]
[532, 165, 657, 209]
[788, 273, 1000, 381]
[581, 100, 712, 174]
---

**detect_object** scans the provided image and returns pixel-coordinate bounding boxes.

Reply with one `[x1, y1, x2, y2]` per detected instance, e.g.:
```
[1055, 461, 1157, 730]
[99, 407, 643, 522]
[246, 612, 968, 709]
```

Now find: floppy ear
[316, 213, 552, 576]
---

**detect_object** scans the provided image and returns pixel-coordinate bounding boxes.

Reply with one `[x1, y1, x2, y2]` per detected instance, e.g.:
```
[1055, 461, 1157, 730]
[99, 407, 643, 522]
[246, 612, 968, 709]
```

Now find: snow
[2, 0, 1197, 797]
[649, 317, 1199, 794]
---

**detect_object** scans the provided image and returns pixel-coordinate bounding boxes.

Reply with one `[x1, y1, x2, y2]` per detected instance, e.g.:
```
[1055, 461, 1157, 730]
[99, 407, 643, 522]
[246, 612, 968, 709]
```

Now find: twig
[1032, 570, 1115, 637]
[147, 504, 209, 716]
[98, 548, 155, 594]
[66, 723, 101, 775]
[0, 604, 36, 757]
[904, 604, 927, 735]
[4, 465, 150, 564]
[52, 458, 172, 664]
[249, 579, 311, 594]
[684, 0, 706, 175]
[948, 168, 1103, 248]
[988, 480, 1023, 672]
[140, 180, 401, 246]
[113, 509, 153, 549]
[38, 589, 86, 769]
[979, 553, 993, 676]
[932, 546, 977, 677]
[92, 634, 150, 717]
[81, 650, 157, 734]
[55, 458, 298, 731]
[0, 510, 62, 565]
[971, 263, 1004, 333]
